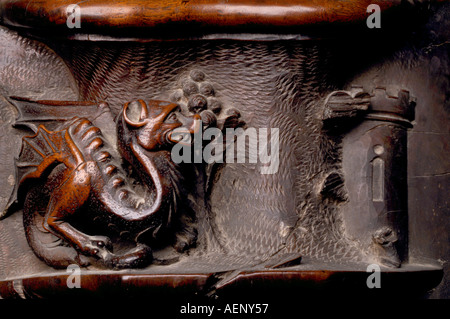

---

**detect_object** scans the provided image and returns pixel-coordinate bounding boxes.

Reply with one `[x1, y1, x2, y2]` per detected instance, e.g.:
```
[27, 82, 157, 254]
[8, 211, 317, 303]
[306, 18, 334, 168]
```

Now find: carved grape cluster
[170, 70, 244, 131]
[171, 70, 222, 114]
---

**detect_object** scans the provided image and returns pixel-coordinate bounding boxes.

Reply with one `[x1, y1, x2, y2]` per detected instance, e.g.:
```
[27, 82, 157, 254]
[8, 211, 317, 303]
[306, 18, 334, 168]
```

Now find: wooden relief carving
[0, 0, 448, 300]
[323, 87, 415, 268]
[1, 94, 244, 269]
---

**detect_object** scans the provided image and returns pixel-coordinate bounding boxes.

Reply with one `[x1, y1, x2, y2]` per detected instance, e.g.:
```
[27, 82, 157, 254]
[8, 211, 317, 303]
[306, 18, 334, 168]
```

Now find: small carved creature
[6, 99, 204, 269]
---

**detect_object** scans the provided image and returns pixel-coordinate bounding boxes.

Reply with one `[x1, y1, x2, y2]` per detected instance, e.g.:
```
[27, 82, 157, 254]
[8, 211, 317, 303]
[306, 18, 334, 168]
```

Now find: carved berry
[199, 83, 215, 96]
[182, 80, 199, 97]
[189, 69, 205, 82]
[188, 94, 208, 113]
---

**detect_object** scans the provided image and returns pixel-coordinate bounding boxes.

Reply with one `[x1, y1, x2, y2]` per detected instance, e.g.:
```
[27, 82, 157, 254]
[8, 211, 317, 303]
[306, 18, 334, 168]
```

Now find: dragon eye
[165, 112, 178, 123]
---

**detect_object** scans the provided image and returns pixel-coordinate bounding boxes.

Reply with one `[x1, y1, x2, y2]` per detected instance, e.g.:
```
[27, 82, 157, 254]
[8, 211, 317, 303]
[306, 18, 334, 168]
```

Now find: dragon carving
[2, 98, 226, 269]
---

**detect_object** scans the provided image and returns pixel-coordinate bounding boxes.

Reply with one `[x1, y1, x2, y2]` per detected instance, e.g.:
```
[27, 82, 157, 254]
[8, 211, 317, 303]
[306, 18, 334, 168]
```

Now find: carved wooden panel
[0, 0, 448, 301]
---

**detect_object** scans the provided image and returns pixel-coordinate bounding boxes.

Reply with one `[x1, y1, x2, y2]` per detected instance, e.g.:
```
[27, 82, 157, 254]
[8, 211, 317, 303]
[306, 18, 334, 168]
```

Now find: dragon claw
[84, 236, 113, 259]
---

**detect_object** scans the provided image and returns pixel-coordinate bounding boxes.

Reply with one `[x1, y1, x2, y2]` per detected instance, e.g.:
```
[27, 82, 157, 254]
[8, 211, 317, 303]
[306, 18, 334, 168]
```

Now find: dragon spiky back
[16, 117, 143, 210]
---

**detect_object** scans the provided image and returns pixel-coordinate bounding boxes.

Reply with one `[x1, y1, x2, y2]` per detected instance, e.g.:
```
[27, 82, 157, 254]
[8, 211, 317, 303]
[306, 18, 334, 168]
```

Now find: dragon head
[120, 99, 201, 151]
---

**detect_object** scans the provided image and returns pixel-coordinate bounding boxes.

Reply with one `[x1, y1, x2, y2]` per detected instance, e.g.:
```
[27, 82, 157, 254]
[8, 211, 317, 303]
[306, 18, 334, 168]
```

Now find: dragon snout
[168, 114, 201, 145]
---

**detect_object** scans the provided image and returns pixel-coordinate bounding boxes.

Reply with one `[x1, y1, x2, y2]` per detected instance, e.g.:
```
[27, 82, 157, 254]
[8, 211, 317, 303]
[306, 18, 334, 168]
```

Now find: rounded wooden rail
[0, 0, 436, 36]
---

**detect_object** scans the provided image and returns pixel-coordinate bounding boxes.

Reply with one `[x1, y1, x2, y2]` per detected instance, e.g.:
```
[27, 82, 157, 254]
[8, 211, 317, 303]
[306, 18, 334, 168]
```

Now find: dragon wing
[1, 125, 67, 219]
[9, 97, 100, 132]
[0, 25, 82, 219]
[0, 97, 118, 220]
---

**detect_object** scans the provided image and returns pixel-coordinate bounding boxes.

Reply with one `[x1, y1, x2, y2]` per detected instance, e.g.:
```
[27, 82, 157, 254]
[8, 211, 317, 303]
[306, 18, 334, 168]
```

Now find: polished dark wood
[0, 266, 443, 299]
[0, 0, 440, 35]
